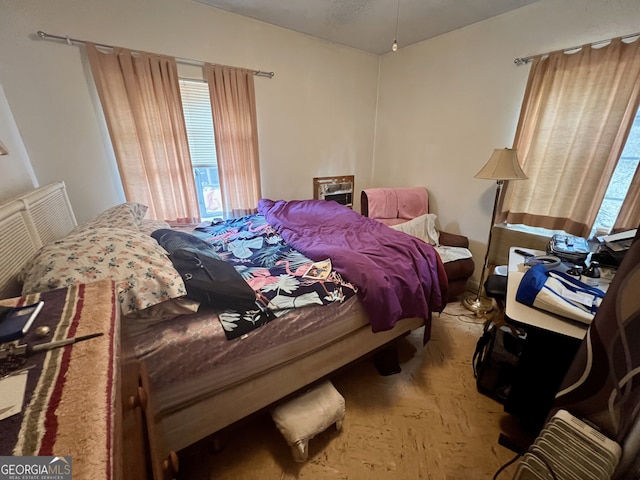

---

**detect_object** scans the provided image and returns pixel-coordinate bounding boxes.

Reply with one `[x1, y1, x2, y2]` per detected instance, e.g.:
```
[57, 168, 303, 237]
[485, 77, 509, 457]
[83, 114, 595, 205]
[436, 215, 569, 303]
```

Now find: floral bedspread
[194, 214, 356, 339]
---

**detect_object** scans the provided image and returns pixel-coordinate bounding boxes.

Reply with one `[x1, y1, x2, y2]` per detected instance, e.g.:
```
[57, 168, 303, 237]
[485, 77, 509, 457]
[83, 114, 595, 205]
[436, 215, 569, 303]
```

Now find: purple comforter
[258, 199, 448, 336]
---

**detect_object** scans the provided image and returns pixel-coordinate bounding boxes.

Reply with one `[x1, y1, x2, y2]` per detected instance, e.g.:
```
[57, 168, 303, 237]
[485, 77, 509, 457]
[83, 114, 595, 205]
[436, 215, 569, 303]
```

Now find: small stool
[271, 380, 345, 462]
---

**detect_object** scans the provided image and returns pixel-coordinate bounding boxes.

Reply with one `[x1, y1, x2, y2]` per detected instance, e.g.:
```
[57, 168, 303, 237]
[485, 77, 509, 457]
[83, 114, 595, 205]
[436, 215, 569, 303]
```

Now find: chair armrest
[439, 231, 469, 248]
[360, 191, 369, 217]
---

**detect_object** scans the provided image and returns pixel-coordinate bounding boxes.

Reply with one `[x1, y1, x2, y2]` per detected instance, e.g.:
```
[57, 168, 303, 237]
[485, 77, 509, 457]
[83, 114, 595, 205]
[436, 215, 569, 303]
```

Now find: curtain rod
[514, 30, 640, 66]
[36, 30, 275, 78]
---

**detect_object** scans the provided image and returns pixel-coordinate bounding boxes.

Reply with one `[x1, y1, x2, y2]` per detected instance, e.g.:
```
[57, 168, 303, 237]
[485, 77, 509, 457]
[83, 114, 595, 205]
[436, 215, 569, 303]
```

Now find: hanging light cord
[392, 0, 400, 51]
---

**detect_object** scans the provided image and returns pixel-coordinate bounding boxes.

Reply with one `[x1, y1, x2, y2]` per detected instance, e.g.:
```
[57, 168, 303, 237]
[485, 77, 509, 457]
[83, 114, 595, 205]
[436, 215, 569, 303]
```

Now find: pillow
[138, 219, 172, 236]
[72, 202, 148, 234]
[21, 227, 187, 316]
[390, 213, 440, 245]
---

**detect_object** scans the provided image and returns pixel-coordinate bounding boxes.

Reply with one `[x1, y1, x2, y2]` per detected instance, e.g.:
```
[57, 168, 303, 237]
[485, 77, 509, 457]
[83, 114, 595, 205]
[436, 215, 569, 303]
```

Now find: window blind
[179, 79, 217, 166]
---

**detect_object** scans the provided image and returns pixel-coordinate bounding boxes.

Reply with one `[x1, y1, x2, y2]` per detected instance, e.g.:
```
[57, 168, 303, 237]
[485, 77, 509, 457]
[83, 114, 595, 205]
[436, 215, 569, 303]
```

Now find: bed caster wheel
[162, 451, 179, 478]
[209, 436, 224, 453]
[128, 386, 148, 411]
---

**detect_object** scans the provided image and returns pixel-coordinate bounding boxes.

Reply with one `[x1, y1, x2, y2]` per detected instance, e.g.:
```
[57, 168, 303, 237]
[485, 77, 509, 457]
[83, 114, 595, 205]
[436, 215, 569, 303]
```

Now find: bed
[0, 182, 448, 479]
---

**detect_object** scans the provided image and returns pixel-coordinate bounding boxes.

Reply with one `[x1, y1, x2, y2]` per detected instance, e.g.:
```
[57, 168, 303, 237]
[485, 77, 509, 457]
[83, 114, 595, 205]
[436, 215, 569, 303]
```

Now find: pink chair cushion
[396, 188, 428, 220]
[364, 187, 428, 222]
[364, 188, 399, 220]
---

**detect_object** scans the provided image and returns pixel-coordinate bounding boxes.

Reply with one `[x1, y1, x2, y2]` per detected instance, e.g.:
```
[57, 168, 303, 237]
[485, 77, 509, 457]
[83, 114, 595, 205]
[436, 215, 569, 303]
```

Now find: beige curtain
[204, 64, 261, 217]
[86, 43, 200, 223]
[499, 37, 640, 238]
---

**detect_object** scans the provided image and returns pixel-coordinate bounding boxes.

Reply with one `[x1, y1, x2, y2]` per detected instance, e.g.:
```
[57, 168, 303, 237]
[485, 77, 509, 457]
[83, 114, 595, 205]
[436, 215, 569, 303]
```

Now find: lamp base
[461, 294, 495, 315]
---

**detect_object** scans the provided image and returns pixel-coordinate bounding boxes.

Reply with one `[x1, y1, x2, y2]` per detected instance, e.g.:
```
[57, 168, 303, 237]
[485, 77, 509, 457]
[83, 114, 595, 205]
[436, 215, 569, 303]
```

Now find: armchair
[361, 187, 475, 301]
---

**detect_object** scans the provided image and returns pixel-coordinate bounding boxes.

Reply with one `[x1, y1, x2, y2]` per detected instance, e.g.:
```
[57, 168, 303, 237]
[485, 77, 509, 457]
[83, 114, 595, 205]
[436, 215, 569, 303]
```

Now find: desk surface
[504, 247, 611, 340]
[0, 281, 118, 479]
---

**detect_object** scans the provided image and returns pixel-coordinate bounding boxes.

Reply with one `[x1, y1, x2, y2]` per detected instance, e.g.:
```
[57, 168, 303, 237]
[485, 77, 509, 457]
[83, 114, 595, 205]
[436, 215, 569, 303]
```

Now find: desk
[502, 247, 610, 436]
[505, 247, 612, 335]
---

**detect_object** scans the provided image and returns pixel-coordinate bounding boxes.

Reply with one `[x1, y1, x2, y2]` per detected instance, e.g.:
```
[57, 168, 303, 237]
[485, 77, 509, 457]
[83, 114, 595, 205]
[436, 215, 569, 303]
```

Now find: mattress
[131, 295, 370, 417]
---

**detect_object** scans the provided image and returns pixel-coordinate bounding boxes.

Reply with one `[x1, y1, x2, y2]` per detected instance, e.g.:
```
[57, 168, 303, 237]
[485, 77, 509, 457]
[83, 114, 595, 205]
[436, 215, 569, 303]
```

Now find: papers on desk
[0, 370, 28, 421]
[597, 229, 637, 252]
[598, 228, 637, 244]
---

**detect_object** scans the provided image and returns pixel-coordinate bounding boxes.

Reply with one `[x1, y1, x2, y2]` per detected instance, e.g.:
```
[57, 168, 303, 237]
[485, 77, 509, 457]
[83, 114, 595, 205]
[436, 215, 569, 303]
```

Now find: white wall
[0, 0, 379, 222]
[374, 0, 640, 286]
[0, 83, 37, 201]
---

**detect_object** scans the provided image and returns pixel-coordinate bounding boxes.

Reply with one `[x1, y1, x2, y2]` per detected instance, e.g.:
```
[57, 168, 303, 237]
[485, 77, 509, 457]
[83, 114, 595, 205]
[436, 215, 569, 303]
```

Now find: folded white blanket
[390, 214, 472, 263]
[435, 245, 473, 263]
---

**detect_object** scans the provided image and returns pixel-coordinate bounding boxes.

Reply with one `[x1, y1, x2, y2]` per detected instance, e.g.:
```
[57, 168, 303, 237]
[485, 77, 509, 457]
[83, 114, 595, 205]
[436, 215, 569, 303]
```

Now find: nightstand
[0, 280, 147, 480]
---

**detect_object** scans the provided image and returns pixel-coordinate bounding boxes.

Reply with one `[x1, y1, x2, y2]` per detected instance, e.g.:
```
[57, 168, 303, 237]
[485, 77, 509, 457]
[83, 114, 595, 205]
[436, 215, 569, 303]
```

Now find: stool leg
[293, 440, 308, 462]
[336, 414, 344, 431]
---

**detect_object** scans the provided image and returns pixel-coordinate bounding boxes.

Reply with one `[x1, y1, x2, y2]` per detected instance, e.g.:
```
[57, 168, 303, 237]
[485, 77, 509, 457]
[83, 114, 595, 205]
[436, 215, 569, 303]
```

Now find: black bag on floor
[472, 315, 527, 404]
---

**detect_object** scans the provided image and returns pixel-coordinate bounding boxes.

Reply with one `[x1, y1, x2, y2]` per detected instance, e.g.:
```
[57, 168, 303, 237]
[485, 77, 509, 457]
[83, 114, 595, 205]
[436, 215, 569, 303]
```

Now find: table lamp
[462, 148, 528, 314]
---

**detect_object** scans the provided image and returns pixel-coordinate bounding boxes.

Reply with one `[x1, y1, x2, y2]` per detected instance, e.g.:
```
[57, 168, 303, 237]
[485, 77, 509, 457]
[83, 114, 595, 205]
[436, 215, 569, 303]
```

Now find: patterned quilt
[195, 214, 357, 339]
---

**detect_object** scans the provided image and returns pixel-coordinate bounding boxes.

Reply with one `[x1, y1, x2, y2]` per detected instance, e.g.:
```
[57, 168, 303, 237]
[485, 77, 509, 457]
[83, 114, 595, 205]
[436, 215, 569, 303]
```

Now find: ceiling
[193, 0, 541, 55]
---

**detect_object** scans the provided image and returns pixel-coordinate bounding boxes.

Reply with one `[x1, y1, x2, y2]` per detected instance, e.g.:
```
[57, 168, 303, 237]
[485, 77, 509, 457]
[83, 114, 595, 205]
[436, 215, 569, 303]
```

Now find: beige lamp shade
[475, 148, 527, 181]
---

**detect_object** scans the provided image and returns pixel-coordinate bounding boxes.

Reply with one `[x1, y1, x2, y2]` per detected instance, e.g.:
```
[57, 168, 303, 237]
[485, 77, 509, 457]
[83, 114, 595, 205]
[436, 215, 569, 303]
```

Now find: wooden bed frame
[0, 182, 425, 479]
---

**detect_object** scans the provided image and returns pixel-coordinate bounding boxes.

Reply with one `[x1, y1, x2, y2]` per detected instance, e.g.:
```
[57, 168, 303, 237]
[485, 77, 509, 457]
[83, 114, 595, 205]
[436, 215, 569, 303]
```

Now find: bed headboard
[0, 182, 77, 299]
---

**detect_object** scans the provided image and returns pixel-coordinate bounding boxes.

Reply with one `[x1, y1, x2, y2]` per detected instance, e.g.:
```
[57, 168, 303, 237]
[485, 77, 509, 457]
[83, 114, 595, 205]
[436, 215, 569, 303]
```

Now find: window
[508, 108, 640, 239]
[508, 109, 640, 240]
[501, 40, 640, 239]
[179, 79, 223, 221]
[592, 108, 640, 235]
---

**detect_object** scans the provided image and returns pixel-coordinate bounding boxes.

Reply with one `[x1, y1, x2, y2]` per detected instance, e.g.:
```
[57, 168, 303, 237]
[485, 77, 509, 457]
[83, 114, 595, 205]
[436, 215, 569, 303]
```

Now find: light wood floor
[177, 302, 522, 480]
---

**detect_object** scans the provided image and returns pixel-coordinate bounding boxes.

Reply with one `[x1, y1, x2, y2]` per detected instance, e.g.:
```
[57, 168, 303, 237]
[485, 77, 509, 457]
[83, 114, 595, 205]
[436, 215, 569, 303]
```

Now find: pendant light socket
[391, 0, 400, 52]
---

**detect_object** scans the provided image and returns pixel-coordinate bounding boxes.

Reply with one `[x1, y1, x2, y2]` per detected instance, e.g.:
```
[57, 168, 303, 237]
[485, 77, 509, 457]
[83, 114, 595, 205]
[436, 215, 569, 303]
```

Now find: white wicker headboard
[0, 181, 77, 299]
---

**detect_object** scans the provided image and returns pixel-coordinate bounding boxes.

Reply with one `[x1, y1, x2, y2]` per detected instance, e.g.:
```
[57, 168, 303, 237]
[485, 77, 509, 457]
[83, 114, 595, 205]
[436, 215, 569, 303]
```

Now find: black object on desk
[0, 302, 44, 343]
